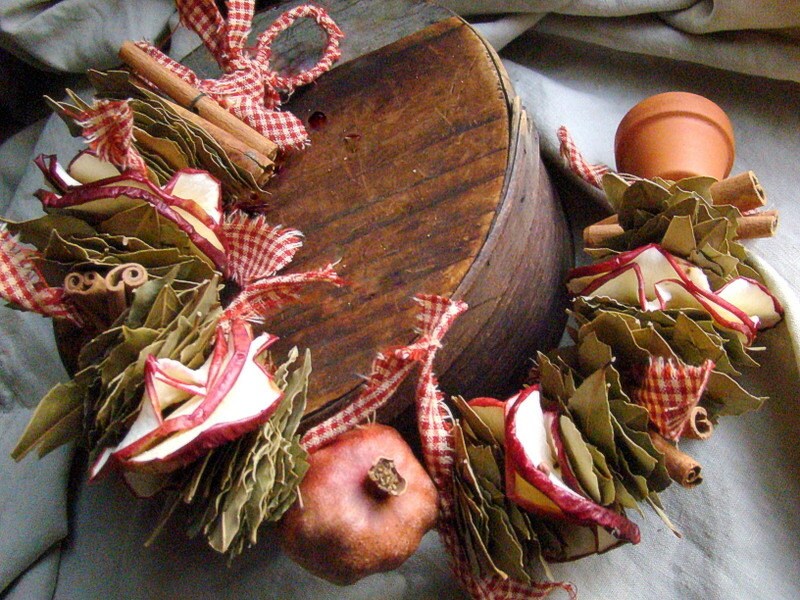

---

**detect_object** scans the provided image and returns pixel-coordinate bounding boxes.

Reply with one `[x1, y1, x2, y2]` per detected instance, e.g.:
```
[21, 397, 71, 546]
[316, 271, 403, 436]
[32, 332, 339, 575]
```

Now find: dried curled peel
[567, 244, 783, 344]
[91, 320, 283, 477]
[35, 155, 228, 274]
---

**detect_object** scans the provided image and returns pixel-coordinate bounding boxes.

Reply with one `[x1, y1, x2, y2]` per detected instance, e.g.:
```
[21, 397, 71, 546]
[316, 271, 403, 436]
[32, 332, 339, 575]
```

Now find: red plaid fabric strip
[221, 265, 345, 323]
[557, 125, 610, 189]
[256, 4, 344, 90]
[138, 1, 343, 150]
[75, 100, 147, 174]
[223, 211, 303, 286]
[633, 357, 715, 441]
[300, 295, 464, 453]
[0, 225, 81, 324]
[300, 349, 422, 453]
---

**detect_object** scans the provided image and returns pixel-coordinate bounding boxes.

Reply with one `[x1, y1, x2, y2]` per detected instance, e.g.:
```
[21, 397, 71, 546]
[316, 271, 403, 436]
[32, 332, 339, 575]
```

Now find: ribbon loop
[256, 3, 345, 91]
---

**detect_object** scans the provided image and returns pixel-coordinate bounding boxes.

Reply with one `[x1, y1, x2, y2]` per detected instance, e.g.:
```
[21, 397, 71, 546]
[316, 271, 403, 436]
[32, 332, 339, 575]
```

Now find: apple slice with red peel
[37, 165, 228, 272]
[504, 386, 640, 545]
[124, 334, 282, 473]
[163, 169, 223, 225]
[654, 279, 757, 343]
[716, 277, 783, 330]
[34, 154, 83, 192]
[35, 152, 124, 192]
[467, 397, 506, 443]
[567, 244, 710, 299]
[159, 169, 225, 256]
[568, 243, 783, 343]
[90, 321, 284, 478]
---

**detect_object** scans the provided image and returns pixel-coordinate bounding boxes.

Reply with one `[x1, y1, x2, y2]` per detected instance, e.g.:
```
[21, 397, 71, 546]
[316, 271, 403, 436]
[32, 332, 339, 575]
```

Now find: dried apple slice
[568, 243, 782, 343]
[36, 158, 227, 272]
[567, 244, 710, 299]
[654, 278, 757, 342]
[68, 150, 122, 183]
[163, 169, 223, 225]
[716, 277, 783, 329]
[504, 386, 640, 545]
[91, 320, 283, 477]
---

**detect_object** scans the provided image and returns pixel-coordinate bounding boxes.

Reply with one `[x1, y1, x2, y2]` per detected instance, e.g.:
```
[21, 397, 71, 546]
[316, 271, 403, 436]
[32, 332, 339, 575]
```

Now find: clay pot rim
[614, 92, 736, 179]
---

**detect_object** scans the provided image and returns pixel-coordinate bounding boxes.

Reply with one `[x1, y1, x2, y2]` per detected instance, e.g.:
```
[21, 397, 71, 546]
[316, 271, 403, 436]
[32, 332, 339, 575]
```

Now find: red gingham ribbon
[223, 210, 303, 286]
[300, 294, 464, 453]
[215, 212, 344, 322]
[557, 126, 610, 189]
[301, 295, 574, 599]
[0, 225, 81, 325]
[633, 357, 715, 441]
[136, 1, 343, 150]
[75, 99, 147, 174]
[221, 265, 345, 323]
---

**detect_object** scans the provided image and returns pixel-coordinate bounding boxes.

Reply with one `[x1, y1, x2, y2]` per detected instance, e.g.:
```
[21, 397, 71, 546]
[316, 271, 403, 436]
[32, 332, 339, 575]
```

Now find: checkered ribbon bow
[301, 295, 574, 599]
[137, 0, 343, 150]
[0, 224, 81, 324]
[633, 357, 715, 441]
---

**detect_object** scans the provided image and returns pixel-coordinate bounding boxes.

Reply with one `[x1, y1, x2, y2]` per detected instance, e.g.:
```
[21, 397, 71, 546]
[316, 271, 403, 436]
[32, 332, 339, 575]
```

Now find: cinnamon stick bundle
[119, 41, 277, 184]
[584, 171, 777, 248]
[649, 430, 703, 488]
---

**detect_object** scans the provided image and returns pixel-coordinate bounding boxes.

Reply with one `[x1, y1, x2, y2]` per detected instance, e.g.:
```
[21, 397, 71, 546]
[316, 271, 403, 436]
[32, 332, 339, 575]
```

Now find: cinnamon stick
[119, 41, 278, 162]
[583, 212, 778, 248]
[735, 209, 778, 239]
[710, 171, 766, 212]
[681, 406, 714, 440]
[583, 215, 622, 248]
[64, 272, 111, 331]
[649, 430, 703, 488]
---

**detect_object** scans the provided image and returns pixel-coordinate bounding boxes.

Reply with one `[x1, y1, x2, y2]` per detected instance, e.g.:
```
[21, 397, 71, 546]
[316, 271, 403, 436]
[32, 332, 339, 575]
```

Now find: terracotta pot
[614, 92, 735, 181]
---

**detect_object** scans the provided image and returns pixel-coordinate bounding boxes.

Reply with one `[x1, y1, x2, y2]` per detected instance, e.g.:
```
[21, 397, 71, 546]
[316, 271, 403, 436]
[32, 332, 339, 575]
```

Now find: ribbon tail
[222, 211, 304, 286]
[557, 125, 610, 189]
[75, 99, 147, 175]
[175, 0, 227, 59]
[221, 266, 345, 323]
[0, 225, 81, 325]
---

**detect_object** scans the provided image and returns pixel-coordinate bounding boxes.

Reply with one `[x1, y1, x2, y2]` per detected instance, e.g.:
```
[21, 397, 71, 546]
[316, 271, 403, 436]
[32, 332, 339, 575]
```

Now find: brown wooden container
[182, 1, 572, 425]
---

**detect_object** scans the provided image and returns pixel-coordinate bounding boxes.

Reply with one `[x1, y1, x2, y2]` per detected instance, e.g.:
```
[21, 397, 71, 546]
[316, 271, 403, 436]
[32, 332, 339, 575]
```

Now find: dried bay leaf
[704, 370, 765, 418]
[558, 415, 602, 504]
[566, 369, 616, 460]
[11, 370, 90, 459]
[452, 395, 500, 446]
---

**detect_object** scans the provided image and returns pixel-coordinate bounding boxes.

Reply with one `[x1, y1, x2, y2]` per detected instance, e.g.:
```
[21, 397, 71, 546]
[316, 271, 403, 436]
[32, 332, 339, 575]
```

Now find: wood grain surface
[173, 1, 570, 422]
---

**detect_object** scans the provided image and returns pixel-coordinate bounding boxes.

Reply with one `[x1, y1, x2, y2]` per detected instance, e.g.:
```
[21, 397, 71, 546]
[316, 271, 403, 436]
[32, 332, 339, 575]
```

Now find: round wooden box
[182, 1, 572, 422]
